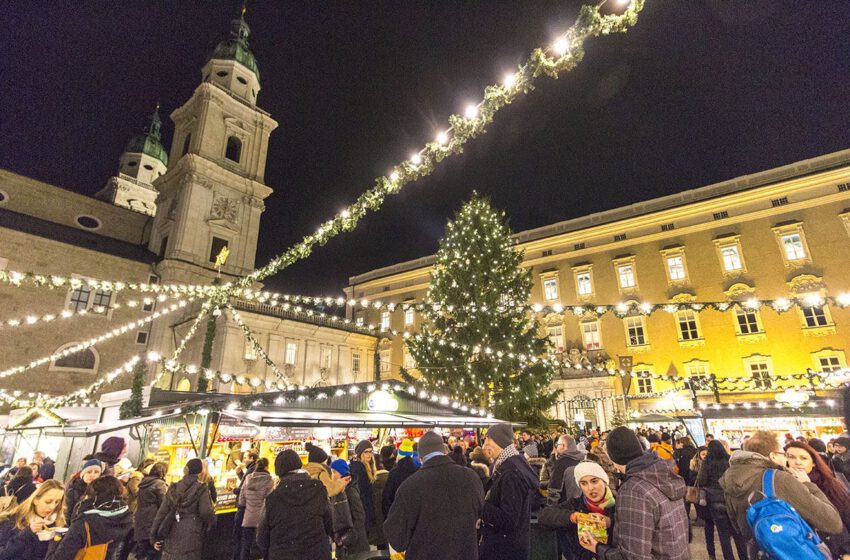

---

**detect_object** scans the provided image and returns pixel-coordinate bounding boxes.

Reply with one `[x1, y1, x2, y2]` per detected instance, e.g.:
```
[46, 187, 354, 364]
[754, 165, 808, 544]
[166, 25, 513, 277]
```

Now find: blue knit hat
[330, 459, 350, 477]
[81, 458, 102, 472]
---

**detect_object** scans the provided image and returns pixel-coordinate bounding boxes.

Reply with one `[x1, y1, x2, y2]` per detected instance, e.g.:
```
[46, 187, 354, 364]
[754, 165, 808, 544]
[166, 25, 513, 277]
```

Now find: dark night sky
[2, 2, 849, 295]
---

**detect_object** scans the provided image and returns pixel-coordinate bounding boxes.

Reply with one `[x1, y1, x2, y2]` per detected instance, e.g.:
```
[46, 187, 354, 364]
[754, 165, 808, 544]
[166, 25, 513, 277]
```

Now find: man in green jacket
[720, 430, 843, 558]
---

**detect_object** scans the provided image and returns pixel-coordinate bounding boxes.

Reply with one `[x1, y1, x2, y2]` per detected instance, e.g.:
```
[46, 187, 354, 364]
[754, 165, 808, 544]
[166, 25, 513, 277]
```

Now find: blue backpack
[746, 469, 828, 560]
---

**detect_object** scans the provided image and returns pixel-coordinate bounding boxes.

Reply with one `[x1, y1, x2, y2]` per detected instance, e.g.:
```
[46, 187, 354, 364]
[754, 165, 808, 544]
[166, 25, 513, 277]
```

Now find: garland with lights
[225, 303, 293, 388]
[0, 270, 219, 297]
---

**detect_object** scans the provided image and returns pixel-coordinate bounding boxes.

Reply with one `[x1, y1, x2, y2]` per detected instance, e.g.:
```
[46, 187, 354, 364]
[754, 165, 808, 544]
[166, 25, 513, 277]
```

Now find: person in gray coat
[384, 431, 484, 560]
[236, 458, 274, 560]
[150, 458, 216, 560]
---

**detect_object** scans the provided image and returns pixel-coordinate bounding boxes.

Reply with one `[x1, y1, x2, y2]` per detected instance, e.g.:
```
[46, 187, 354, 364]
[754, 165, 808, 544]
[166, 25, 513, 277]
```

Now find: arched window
[175, 378, 192, 392]
[225, 136, 242, 163]
[52, 345, 98, 371]
[181, 133, 192, 157]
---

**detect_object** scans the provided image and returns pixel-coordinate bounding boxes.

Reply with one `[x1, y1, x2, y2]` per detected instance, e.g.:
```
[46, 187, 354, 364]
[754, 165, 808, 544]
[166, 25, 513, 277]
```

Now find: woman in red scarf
[538, 461, 615, 560]
[786, 440, 850, 558]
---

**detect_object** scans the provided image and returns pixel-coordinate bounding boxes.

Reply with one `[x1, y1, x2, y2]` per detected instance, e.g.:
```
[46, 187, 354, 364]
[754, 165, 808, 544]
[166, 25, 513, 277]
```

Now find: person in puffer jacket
[580, 427, 688, 560]
[133, 463, 167, 560]
[46, 476, 133, 560]
[236, 457, 274, 560]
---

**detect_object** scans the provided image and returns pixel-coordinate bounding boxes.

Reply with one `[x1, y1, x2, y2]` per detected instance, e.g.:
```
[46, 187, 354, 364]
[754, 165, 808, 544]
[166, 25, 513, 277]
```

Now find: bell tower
[149, 10, 278, 284]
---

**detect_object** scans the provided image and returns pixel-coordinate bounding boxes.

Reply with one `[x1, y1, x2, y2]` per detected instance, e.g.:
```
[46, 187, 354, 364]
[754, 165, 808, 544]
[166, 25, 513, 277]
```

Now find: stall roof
[42, 412, 184, 438]
[221, 409, 509, 428]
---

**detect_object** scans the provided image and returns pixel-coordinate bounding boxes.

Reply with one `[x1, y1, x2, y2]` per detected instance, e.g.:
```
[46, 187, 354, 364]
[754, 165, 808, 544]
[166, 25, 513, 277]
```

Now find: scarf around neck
[583, 486, 615, 515]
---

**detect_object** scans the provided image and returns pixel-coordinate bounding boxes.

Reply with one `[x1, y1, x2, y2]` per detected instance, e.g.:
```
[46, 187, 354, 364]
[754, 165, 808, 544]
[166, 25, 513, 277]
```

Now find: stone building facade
[347, 150, 850, 428]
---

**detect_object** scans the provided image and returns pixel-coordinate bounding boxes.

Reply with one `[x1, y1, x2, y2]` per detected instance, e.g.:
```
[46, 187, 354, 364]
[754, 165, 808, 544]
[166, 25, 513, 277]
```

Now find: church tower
[149, 10, 278, 284]
[95, 106, 168, 216]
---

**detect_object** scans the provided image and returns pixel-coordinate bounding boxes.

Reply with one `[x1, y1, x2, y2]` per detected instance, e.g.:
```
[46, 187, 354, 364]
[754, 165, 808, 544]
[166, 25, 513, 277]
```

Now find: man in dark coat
[543, 434, 586, 507]
[384, 431, 484, 560]
[382, 441, 419, 517]
[151, 458, 215, 560]
[479, 423, 540, 560]
[33, 451, 56, 481]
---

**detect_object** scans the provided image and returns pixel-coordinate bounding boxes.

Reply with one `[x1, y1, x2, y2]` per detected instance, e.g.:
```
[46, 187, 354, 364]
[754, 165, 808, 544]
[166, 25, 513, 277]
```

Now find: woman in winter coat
[786, 440, 850, 557]
[696, 440, 748, 560]
[330, 459, 370, 558]
[133, 463, 167, 560]
[539, 462, 616, 560]
[46, 476, 132, 560]
[0, 480, 65, 560]
[349, 440, 381, 543]
[3, 465, 37, 505]
[256, 449, 333, 560]
[65, 459, 102, 519]
[236, 457, 274, 560]
[150, 458, 215, 560]
[303, 443, 347, 498]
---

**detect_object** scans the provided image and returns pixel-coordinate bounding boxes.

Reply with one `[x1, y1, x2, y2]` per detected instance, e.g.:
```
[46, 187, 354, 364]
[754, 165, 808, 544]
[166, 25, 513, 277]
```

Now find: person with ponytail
[0, 480, 65, 560]
[786, 440, 850, 558]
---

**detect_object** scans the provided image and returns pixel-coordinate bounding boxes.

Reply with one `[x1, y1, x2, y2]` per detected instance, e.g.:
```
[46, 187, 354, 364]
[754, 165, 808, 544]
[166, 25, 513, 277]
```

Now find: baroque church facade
[0, 13, 378, 412]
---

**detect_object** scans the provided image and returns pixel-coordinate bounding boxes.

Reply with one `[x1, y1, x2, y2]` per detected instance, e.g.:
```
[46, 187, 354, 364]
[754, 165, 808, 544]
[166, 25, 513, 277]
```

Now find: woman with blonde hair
[0, 479, 66, 560]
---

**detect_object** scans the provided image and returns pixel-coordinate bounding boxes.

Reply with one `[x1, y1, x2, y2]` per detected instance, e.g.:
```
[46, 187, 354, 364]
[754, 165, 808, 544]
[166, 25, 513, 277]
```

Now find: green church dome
[208, 13, 259, 80]
[125, 106, 168, 166]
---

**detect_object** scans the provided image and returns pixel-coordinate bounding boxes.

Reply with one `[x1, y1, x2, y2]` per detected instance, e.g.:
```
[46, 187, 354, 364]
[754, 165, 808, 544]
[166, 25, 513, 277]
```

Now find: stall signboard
[148, 429, 162, 453]
[367, 390, 399, 412]
[683, 418, 706, 446]
[215, 490, 237, 511]
[217, 424, 259, 442]
[153, 449, 171, 465]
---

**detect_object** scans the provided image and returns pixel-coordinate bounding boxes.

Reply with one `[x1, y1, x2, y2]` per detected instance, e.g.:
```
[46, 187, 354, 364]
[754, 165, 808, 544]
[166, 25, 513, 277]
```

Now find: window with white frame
[244, 339, 258, 361]
[676, 310, 701, 340]
[735, 308, 762, 335]
[617, 265, 636, 289]
[581, 321, 602, 350]
[352, 352, 361, 375]
[380, 311, 391, 331]
[68, 285, 92, 312]
[625, 316, 647, 346]
[746, 357, 773, 389]
[781, 233, 806, 261]
[802, 305, 830, 328]
[285, 342, 298, 365]
[320, 346, 332, 369]
[666, 256, 687, 281]
[713, 236, 746, 274]
[576, 272, 593, 296]
[685, 361, 710, 391]
[67, 277, 112, 314]
[721, 246, 742, 271]
[547, 326, 565, 353]
[635, 376, 653, 394]
[542, 276, 559, 301]
[380, 349, 391, 373]
[404, 307, 415, 326]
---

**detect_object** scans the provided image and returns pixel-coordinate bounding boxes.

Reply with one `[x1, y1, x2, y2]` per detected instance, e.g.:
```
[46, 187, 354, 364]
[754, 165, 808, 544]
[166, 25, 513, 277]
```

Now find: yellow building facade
[346, 149, 850, 432]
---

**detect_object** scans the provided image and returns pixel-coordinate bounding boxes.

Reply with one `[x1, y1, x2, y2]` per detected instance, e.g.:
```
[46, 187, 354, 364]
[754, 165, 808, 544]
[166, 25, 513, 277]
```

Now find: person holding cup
[539, 461, 616, 560]
[0, 479, 66, 560]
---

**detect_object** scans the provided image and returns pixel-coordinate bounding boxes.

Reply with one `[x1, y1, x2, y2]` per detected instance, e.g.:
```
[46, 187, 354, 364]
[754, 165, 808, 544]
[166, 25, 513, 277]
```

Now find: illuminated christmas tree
[406, 195, 558, 427]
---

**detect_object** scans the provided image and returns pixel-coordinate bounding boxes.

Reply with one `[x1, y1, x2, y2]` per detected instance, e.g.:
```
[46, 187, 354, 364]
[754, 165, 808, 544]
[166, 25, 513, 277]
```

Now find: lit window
[404, 307, 415, 326]
[380, 311, 391, 331]
[802, 306, 829, 328]
[625, 316, 647, 346]
[666, 256, 686, 281]
[635, 376, 653, 394]
[676, 310, 700, 340]
[735, 309, 762, 335]
[685, 361, 710, 390]
[748, 360, 773, 389]
[818, 356, 841, 373]
[781, 233, 806, 261]
[543, 277, 559, 301]
[721, 246, 742, 271]
[285, 342, 298, 365]
[618, 265, 636, 289]
[352, 352, 361, 374]
[547, 326, 565, 353]
[581, 321, 602, 350]
[576, 272, 593, 296]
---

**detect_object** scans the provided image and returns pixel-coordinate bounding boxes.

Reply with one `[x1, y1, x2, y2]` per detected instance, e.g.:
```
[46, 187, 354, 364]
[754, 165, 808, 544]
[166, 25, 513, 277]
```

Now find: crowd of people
[0, 410, 848, 560]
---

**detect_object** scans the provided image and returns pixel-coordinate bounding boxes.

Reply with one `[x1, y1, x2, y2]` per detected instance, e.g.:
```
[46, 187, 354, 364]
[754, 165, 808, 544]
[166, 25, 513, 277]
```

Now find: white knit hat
[573, 461, 609, 486]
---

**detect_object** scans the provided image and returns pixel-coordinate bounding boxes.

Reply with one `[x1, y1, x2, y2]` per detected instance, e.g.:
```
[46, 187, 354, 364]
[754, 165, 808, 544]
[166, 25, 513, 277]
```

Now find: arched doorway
[175, 378, 191, 392]
[568, 394, 597, 433]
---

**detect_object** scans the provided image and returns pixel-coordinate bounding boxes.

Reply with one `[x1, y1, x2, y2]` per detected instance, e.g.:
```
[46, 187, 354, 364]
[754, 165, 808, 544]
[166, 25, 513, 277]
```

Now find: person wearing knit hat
[330, 458, 350, 477]
[479, 423, 540, 560]
[539, 461, 615, 560]
[832, 435, 850, 480]
[65, 458, 104, 518]
[383, 436, 426, 518]
[152, 456, 216, 559]
[350, 440, 378, 534]
[384, 431, 484, 560]
[185, 457, 204, 476]
[303, 442, 347, 498]
[577, 427, 688, 560]
[256, 449, 333, 560]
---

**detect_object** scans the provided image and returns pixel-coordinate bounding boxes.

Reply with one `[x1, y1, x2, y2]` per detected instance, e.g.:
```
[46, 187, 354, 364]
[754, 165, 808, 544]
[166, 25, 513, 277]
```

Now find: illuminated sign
[367, 390, 399, 412]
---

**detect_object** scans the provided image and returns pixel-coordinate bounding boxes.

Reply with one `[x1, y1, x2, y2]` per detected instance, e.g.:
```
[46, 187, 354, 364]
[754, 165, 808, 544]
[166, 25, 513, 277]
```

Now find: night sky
[2, 2, 849, 295]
